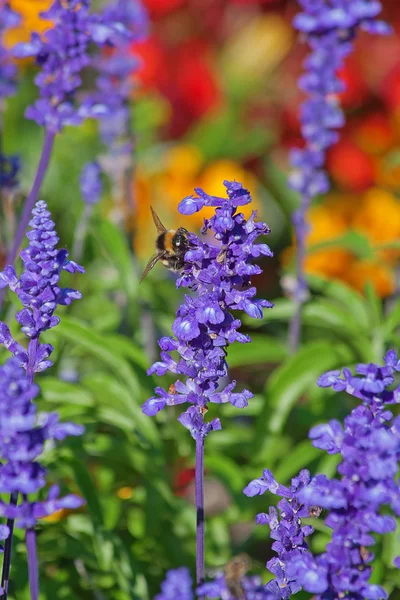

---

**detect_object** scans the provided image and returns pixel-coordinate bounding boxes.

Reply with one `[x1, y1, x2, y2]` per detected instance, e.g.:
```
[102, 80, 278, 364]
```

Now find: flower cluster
[155, 567, 193, 600]
[244, 469, 322, 598]
[0, 200, 84, 525]
[287, 0, 390, 308]
[0, 200, 84, 375]
[290, 0, 390, 200]
[301, 351, 400, 599]
[0, 3, 20, 190]
[12, 0, 135, 133]
[81, 0, 148, 204]
[245, 351, 400, 600]
[142, 181, 273, 437]
[0, 358, 84, 528]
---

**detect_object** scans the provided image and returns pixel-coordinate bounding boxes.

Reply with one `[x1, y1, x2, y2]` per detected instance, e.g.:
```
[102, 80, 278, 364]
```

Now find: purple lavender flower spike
[0, 201, 83, 376]
[0, 201, 84, 598]
[0, 359, 84, 524]
[244, 469, 317, 600]
[144, 181, 273, 590]
[0, 4, 20, 193]
[155, 567, 193, 600]
[144, 182, 272, 426]
[88, 0, 148, 213]
[287, 0, 391, 352]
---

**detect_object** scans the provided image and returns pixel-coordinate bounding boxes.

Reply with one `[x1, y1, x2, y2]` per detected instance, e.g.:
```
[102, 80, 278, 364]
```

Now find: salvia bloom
[12, 0, 135, 133]
[91, 0, 148, 199]
[245, 351, 400, 600]
[287, 0, 390, 304]
[142, 181, 273, 435]
[244, 469, 322, 599]
[0, 200, 85, 525]
[0, 358, 84, 527]
[0, 200, 84, 375]
[0, 3, 20, 191]
[0, 2, 18, 100]
[155, 567, 193, 600]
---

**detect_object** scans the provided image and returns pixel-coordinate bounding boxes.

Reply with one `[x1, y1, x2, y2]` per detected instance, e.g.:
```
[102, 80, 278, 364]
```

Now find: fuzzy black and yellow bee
[140, 206, 191, 283]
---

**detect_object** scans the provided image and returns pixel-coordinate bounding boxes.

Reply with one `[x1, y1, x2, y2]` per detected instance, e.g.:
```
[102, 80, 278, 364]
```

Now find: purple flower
[12, 0, 140, 133]
[287, 0, 390, 330]
[297, 354, 400, 599]
[155, 567, 193, 600]
[80, 162, 102, 205]
[85, 0, 148, 189]
[0, 359, 84, 527]
[143, 181, 273, 434]
[0, 201, 83, 374]
[244, 469, 317, 599]
[0, 201, 85, 526]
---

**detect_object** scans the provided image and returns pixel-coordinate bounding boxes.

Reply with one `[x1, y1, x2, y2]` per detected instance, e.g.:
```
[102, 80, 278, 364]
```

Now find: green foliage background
[0, 61, 400, 600]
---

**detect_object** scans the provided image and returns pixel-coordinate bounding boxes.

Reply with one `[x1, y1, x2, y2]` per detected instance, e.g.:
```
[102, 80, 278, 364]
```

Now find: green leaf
[82, 372, 160, 447]
[227, 334, 286, 368]
[307, 230, 374, 259]
[68, 458, 104, 526]
[93, 218, 138, 299]
[40, 378, 94, 408]
[205, 454, 246, 494]
[263, 159, 300, 219]
[55, 316, 140, 396]
[261, 341, 353, 435]
[307, 274, 370, 330]
[274, 440, 320, 482]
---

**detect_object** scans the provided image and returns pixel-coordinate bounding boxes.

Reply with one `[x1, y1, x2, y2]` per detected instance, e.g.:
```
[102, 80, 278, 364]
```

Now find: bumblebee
[224, 553, 251, 600]
[140, 206, 190, 282]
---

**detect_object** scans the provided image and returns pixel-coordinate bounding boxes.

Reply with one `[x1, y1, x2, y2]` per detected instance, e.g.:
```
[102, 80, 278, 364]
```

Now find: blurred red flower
[142, 0, 186, 18]
[327, 138, 375, 192]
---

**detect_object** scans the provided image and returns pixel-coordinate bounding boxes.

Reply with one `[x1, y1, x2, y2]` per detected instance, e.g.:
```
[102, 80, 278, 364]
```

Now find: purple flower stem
[0, 129, 55, 310]
[196, 434, 205, 596]
[26, 528, 39, 600]
[1, 492, 18, 600]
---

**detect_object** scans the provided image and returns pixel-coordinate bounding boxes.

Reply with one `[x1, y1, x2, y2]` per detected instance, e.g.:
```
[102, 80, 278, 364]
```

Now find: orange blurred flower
[283, 187, 400, 298]
[6, 0, 53, 47]
[344, 259, 396, 298]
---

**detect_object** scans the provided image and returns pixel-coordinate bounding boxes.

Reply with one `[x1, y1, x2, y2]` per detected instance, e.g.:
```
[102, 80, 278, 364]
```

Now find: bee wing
[150, 206, 167, 234]
[139, 253, 164, 283]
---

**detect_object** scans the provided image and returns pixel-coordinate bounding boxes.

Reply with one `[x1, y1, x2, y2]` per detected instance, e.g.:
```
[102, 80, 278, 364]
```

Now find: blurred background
[1, 0, 400, 598]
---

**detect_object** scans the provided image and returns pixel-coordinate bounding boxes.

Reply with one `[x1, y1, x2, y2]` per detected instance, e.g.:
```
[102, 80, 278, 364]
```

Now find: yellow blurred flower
[6, 0, 53, 47]
[352, 188, 400, 263]
[282, 203, 352, 278]
[132, 145, 262, 262]
[283, 187, 400, 298]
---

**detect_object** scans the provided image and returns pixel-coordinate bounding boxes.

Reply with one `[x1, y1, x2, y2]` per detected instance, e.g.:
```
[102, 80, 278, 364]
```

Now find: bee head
[173, 228, 189, 251]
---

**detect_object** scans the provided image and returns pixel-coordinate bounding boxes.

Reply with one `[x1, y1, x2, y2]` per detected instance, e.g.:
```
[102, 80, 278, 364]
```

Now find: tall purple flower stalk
[244, 351, 400, 599]
[142, 181, 273, 588]
[0, 0, 134, 299]
[76, 0, 148, 257]
[0, 3, 21, 254]
[0, 200, 84, 599]
[287, 0, 391, 352]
